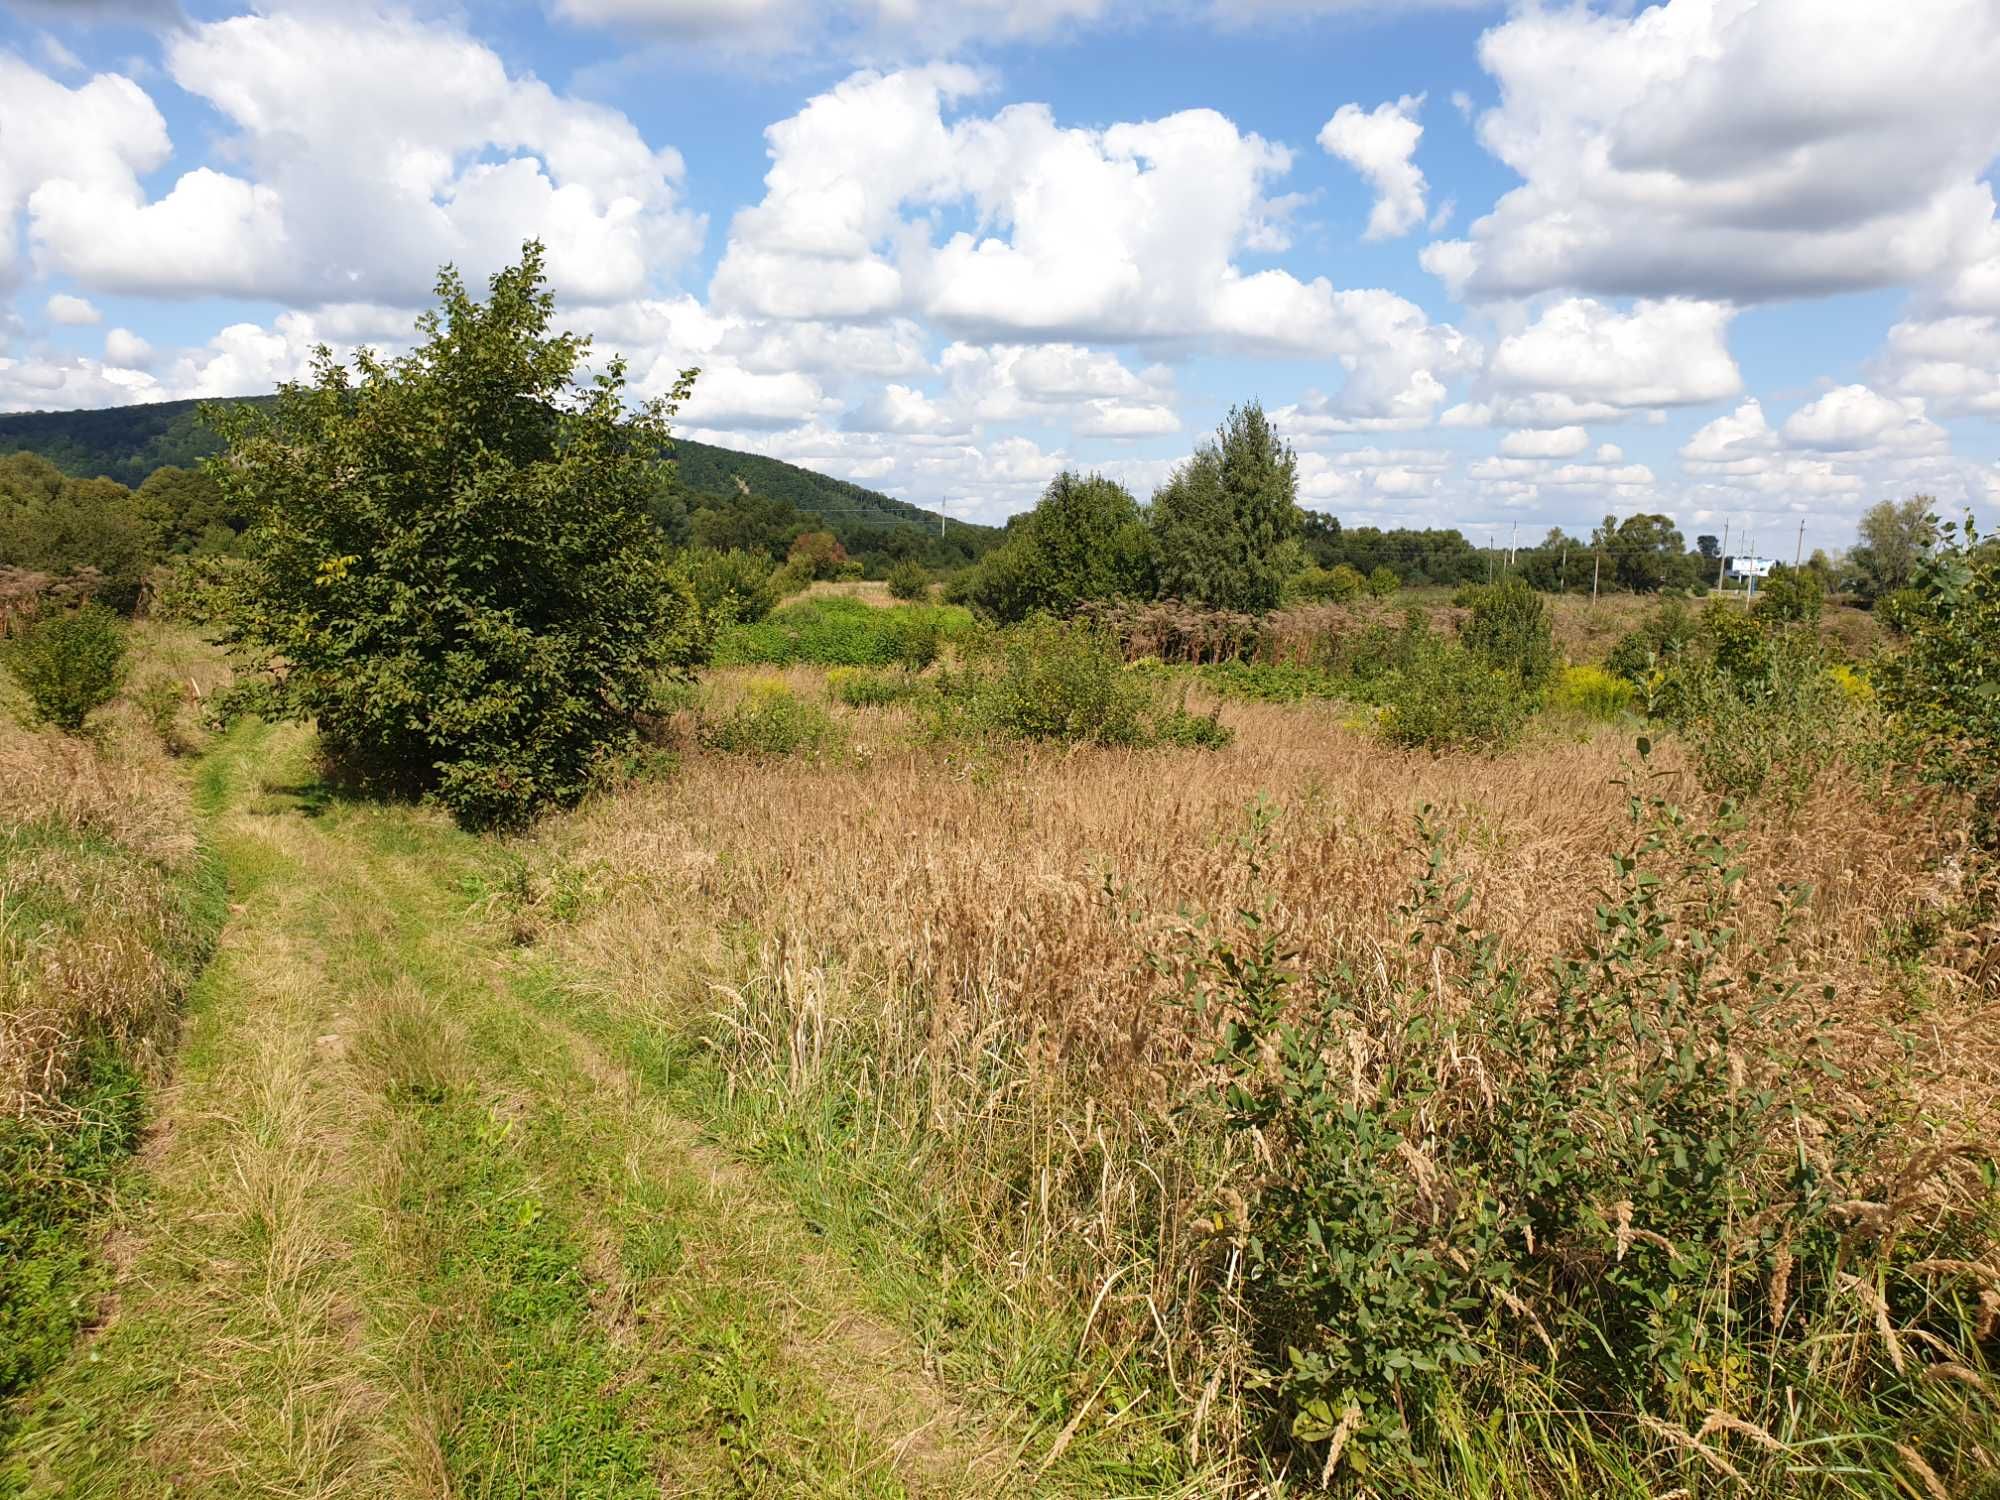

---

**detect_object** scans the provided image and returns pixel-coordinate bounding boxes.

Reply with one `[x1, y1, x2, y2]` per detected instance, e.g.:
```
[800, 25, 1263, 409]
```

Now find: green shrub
[930, 617, 1231, 749]
[1604, 597, 1697, 682]
[1288, 563, 1365, 604]
[3, 604, 128, 733]
[1459, 576, 1557, 695]
[1661, 632, 1855, 810]
[671, 546, 781, 626]
[1179, 782, 1984, 1478]
[205, 244, 710, 830]
[1366, 564, 1398, 598]
[825, 666, 921, 708]
[1548, 663, 1634, 722]
[1753, 562, 1823, 625]
[1871, 520, 2000, 844]
[1376, 637, 1528, 753]
[700, 678, 843, 757]
[1196, 660, 1345, 703]
[884, 560, 930, 601]
[716, 597, 972, 669]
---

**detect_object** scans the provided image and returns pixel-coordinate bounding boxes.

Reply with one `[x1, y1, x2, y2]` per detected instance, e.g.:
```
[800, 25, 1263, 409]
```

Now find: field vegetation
[2, 246, 1994, 1497]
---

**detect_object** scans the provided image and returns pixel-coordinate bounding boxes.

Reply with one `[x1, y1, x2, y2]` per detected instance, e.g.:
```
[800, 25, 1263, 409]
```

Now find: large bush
[3, 604, 127, 734]
[1458, 576, 1558, 695]
[1377, 637, 1528, 753]
[952, 471, 1152, 623]
[207, 243, 710, 829]
[671, 546, 782, 627]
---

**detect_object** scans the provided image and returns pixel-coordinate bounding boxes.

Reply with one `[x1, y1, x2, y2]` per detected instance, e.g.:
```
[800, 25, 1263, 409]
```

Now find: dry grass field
[4, 610, 1995, 1497]
[524, 661, 1998, 1494]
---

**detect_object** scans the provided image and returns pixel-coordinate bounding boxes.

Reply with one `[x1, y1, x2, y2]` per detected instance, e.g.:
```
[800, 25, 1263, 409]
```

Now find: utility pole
[1508, 522, 1517, 569]
[1591, 551, 1600, 609]
[939, 498, 947, 538]
[1795, 518, 1805, 568]
[1717, 519, 1730, 593]
[1560, 544, 1568, 593]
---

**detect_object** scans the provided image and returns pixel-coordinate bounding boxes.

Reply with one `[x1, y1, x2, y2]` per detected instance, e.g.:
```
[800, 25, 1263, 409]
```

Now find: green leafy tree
[786, 529, 848, 580]
[1366, 564, 1398, 598]
[1150, 403, 1300, 612]
[954, 471, 1151, 622]
[207, 242, 709, 829]
[3, 602, 128, 733]
[1592, 513, 1697, 593]
[1848, 496, 1936, 601]
[0, 454, 157, 610]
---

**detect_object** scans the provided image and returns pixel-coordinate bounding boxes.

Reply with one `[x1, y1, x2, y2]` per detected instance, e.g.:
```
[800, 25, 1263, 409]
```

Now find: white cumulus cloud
[1318, 94, 1428, 240]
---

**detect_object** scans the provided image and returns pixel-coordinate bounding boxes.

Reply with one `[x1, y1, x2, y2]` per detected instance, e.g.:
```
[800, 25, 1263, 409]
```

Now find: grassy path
[4, 723, 1014, 1498]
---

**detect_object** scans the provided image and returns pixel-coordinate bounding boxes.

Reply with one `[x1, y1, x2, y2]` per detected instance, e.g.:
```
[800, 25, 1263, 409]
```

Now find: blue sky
[3, 0, 1998, 557]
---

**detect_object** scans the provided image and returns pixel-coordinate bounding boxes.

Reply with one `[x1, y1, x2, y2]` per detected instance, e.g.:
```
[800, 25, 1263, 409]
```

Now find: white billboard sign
[1727, 556, 1776, 579]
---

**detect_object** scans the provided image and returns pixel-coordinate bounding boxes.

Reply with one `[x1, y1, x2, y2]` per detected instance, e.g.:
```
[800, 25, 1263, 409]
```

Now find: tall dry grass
[0, 622, 227, 1120]
[537, 679, 1997, 1487]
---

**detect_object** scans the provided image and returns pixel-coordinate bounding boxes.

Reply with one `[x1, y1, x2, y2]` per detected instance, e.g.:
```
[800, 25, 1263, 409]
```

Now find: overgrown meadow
[4, 250, 1996, 1496]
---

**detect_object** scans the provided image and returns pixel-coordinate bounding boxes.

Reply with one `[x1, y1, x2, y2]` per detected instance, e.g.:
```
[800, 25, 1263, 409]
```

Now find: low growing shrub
[1376, 637, 1529, 753]
[885, 560, 930, 601]
[716, 597, 972, 669]
[1180, 776, 1994, 1482]
[3, 604, 128, 734]
[826, 665, 922, 708]
[699, 678, 844, 757]
[931, 617, 1231, 749]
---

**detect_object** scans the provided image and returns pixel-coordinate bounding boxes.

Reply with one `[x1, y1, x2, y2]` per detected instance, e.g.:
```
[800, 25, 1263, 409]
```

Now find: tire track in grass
[11, 725, 1033, 1498]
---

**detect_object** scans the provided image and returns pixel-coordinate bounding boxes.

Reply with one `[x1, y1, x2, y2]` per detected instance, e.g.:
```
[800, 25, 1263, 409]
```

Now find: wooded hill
[0, 398, 1000, 573]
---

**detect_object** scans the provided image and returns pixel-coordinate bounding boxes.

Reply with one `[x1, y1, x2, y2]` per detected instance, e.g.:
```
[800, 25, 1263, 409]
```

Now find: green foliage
[885, 559, 929, 601]
[952, 472, 1152, 623]
[0, 1055, 147, 1406]
[786, 529, 848, 580]
[1753, 562, 1823, 625]
[825, 665, 920, 708]
[930, 617, 1231, 749]
[1873, 519, 2000, 844]
[3, 603, 128, 733]
[1150, 404, 1300, 613]
[1848, 496, 1936, 601]
[1591, 512, 1701, 593]
[1458, 576, 1558, 696]
[671, 546, 782, 628]
[1660, 632, 1857, 810]
[1549, 663, 1635, 722]
[1196, 660, 1346, 704]
[716, 596, 970, 669]
[700, 679, 844, 757]
[1287, 563, 1364, 604]
[1183, 783, 1976, 1477]
[1299, 514, 1487, 587]
[207, 243, 710, 830]
[1365, 564, 1398, 598]
[1376, 637, 1528, 753]
[132, 676, 188, 753]
[1604, 597, 1698, 683]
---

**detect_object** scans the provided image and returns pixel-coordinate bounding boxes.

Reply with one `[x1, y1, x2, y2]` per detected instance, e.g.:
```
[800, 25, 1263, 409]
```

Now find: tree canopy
[208, 241, 709, 829]
[1151, 403, 1301, 612]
